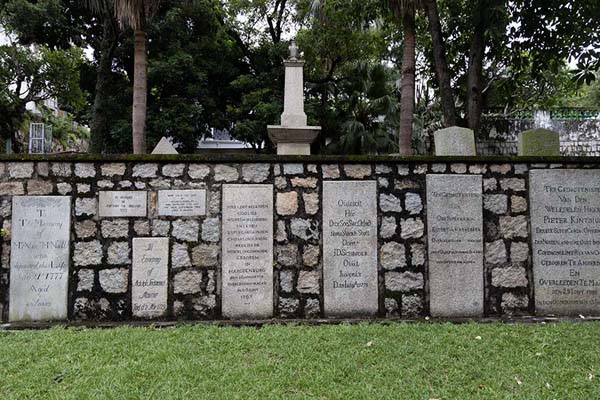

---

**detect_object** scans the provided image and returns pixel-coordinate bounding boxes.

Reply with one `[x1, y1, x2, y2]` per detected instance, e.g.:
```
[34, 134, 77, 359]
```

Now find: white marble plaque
[157, 190, 206, 216]
[427, 174, 483, 317]
[222, 185, 273, 318]
[323, 181, 378, 317]
[530, 170, 600, 315]
[9, 196, 71, 322]
[99, 191, 147, 217]
[132, 238, 169, 318]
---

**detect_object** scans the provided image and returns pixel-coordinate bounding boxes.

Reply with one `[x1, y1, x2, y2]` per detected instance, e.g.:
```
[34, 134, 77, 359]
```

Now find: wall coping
[0, 154, 598, 164]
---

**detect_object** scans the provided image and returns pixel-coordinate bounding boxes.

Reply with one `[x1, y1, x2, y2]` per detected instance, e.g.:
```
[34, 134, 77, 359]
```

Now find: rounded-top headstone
[433, 126, 476, 156]
[518, 128, 560, 156]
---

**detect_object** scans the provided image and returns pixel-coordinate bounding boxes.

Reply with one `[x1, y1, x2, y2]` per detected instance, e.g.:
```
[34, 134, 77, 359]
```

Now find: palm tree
[87, 0, 160, 153]
[389, 0, 417, 155]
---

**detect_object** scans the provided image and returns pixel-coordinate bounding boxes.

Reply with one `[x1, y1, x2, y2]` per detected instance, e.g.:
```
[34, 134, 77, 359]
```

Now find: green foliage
[39, 107, 89, 150]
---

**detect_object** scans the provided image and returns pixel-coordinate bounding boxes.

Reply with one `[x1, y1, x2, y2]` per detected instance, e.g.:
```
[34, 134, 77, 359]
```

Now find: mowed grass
[0, 322, 599, 399]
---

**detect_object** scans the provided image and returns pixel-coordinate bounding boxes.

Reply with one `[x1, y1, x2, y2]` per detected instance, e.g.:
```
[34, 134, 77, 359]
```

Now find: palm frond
[114, 0, 161, 30]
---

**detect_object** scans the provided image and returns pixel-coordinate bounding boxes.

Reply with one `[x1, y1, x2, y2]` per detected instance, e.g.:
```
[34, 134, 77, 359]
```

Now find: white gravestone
[427, 174, 484, 317]
[157, 190, 206, 217]
[222, 185, 274, 319]
[323, 181, 378, 317]
[9, 196, 71, 322]
[99, 191, 147, 217]
[530, 170, 600, 316]
[132, 238, 169, 318]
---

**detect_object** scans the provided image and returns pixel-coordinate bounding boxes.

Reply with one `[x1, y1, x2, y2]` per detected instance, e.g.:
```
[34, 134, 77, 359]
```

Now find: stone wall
[0, 156, 598, 322]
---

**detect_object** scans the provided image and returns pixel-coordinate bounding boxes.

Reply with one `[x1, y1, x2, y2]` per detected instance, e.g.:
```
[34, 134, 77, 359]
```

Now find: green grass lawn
[0, 322, 599, 399]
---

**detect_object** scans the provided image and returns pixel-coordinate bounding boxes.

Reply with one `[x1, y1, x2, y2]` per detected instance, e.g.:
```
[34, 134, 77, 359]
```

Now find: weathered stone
[201, 218, 220, 242]
[469, 164, 487, 174]
[36, 162, 49, 177]
[450, 163, 467, 174]
[380, 216, 397, 239]
[431, 163, 447, 173]
[303, 192, 319, 215]
[402, 294, 423, 316]
[101, 219, 129, 238]
[483, 178, 497, 192]
[208, 191, 220, 215]
[302, 245, 319, 267]
[171, 243, 192, 268]
[378, 177, 389, 188]
[499, 215, 528, 239]
[192, 244, 219, 267]
[413, 164, 427, 174]
[275, 177, 288, 190]
[51, 162, 72, 177]
[513, 163, 528, 175]
[8, 162, 34, 178]
[242, 163, 270, 182]
[307, 164, 317, 173]
[132, 163, 158, 178]
[135, 182, 146, 189]
[276, 220, 287, 243]
[404, 193, 422, 215]
[75, 220, 97, 239]
[283, 163, 303, 175]
[400, 218, 424, 239]
[500, 178, 526, 192]
[162, 164, 185, 177]
[172, 219, 199, 242]
[376, 164, 392, 174]
[27, 180, 53, 195]
[290, 218, 319, 241]
[380, 193, 402, 213]
[192, 296, 217, 315]
[485, 240, 507, 265]
[484, 194, 508, 214]
[427, 174, 484, 317]
[344, 164, 372, 179]
[77, 184, 91, 193]
[148, 178, 171, 189]
[385, 272, 424, 292]
[101, 163, 126, 176]
[410, 243, 426, 266]
[322, 164, 340, 179]
[385, 298, 399, 316]
[75, 197, 97, 216]
[434, 126, 475, 155]
[107, 241, 130, 265]
[222, 184, 273, 318]
[74, 241, 103, 266]
[173, 270, 203, 294]
[133, 220, 150, 236]
[56, 182, 72, 195]
[279, 297, 300, 316]
[152, 220, 171, 236]
[297, 270, 319, 294]
[492, 266, 528, 288]
[206, 270, 216, 293]
[99, 268, 128, 293]
[276, 191, 298, 216]
[511, 195, 528, 213]
[75, 163, 96, 178]
[9, 196, 71, 322]
[380, 242, 406, 270]
[0, 199, 11, 217]
[97, 180, 114, 189]
[490, 164, 512, 174]
[0, 182, 24, 195]
[510, 242, 529, 262]
[77, 269, 94, 292]
[214, 165, 239, 182]
[394, 179, 419, 191]
[397, 165, 409, 176]
[291, 177, 318, 188]
[304, 298, 320, 317]
[518, 128, 560, 156]
[188, 164, 210, 180]
[501, 293, 529, 312]
[530, 169, 600, 315]
[323, 181, 377, 317]
[276, 244, 298, 267]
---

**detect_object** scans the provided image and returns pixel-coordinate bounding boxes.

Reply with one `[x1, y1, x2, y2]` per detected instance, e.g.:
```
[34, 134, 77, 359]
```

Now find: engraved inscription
[222, 185, 273, 318]
[9, 196, 71, 322]
[99, 191, 147, 217]
[132, 238, 169, 318]
[158, 190, 206, 216]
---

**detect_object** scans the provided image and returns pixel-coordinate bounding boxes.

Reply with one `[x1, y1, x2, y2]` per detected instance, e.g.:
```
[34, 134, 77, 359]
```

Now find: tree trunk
[466, 1, 486, 135]
[423, 0, 456, 127]
[132, 30, 148, 154]
[399, 6, 416, 156]
[89, 16, 117, 154]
